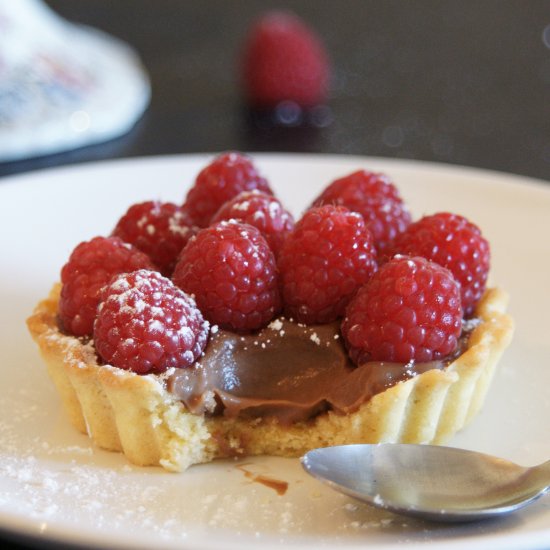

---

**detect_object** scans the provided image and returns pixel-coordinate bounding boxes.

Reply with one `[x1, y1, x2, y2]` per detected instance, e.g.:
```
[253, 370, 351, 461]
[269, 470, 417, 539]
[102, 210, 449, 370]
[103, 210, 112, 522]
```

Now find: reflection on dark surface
[0, 116, 147, 177]
[0, 0, 549, 182]
[240, 106, 328, 154]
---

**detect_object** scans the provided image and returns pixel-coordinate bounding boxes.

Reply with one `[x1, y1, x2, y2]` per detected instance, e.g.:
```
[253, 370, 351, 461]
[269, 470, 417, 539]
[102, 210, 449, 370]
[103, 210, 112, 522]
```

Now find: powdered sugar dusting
[234, 200, 251, 212]
[462, 317, 482, 332]
[252, 210, 266, 222]
[310, 332, 321, 345]
[268, 319, 283, 331]
[168, 211, 193, 237]
[1, 366, 413, 545]
[136, 214, 148, 229]
[19, 326, 423, 546]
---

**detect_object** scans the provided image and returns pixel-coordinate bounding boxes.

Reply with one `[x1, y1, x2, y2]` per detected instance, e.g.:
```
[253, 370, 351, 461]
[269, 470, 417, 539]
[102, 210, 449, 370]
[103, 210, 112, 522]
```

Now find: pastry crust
[27, 284, 514, 472]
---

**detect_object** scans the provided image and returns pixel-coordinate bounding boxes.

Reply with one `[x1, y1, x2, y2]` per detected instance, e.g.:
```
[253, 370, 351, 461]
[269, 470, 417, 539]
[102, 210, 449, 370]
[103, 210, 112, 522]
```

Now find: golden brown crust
[27, 284, 514, 472]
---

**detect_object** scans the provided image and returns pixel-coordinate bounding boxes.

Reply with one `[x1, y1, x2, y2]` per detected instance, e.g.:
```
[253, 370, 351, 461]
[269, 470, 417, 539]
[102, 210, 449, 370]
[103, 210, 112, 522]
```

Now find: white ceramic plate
[1, 154, 549, 550]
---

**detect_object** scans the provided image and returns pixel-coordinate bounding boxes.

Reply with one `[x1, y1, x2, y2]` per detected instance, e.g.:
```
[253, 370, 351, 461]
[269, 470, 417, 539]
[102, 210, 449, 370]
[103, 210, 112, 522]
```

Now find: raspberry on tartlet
[172, 220, 281, 332]
[183, 152, 273, 228]
[312, 170, 412, 252]
[278, 204, 378, 324]
[387, 212, 490, 317]
[59, 236, 155, 337]
[210, 190, 294, 256]
[313, 170, 403, 204]
[342, 255, 463, 365]
[94, 270, 209, 374]
[112, 200, 197, 276]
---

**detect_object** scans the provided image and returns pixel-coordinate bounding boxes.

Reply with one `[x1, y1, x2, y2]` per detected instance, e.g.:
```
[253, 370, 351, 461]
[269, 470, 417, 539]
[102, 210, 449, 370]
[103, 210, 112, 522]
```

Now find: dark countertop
[2, 0, 550, 183]
[2, 2, 550, 549]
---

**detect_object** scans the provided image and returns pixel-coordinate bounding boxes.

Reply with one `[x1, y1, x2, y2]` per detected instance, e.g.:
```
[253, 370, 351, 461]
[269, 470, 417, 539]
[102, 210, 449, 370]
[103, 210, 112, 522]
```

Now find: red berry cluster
[183, 152, 273, 228]
[210, 190, 294, 257]
[386, 213, 490, 317]
[58, 151, 491, 374]
[278, 205, 377, 324]
[312, 170, 412, 253]
[342, 256, 462, 364]
[94, 270, 209, 374]
[112, 201, 197, 276]
[59, 236, 155, 336]
[173, 220, 281, 332]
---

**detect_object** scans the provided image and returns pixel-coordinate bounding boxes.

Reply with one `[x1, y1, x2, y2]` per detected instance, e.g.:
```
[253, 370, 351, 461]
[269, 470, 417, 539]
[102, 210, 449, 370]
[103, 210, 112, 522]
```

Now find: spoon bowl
[301, 444, 550, 522]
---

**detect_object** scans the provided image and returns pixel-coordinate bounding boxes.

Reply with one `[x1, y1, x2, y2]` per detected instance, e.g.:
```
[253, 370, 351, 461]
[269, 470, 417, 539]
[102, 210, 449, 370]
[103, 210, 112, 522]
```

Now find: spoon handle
[534, 459, 550, 489]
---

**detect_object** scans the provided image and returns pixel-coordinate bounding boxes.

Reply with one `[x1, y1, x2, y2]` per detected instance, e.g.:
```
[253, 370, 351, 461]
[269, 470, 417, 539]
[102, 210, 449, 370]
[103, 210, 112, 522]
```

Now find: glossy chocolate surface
[167, 318, 458, 424]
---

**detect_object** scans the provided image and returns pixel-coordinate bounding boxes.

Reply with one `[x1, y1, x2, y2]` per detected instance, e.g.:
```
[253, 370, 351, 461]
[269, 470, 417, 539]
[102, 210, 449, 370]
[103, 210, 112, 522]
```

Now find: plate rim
[1, 151, 550, 193]
[1, 152, 549, 550]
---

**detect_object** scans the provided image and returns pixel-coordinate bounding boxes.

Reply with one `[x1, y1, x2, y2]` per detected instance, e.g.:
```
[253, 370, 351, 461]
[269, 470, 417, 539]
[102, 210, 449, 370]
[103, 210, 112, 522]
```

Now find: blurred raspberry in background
[241, 11, 332, 128]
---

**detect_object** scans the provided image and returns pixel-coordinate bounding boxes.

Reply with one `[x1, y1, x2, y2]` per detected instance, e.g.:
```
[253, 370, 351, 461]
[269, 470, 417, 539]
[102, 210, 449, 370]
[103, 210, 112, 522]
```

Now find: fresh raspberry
[59, 237, 155, 337]
[172, 220, 281, 332]
[210, 190, 295, 256]
[242, 11, 330, 109]
[312, 170, 411, 252]
[313, 170, 403, 204]
[277, 205, 378, 324]
[183, 152, 273, 228]
[94, 270, 209, 374]
[112, 201, 197, 276]
[342, 256, 462, 364]
[352, 196, 411, 253]
[386, 213, 490, 317]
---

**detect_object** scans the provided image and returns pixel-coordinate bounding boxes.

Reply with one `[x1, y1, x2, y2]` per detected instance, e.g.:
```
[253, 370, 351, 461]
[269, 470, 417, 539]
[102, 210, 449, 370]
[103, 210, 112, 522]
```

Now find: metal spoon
[301, 444, 550, 522]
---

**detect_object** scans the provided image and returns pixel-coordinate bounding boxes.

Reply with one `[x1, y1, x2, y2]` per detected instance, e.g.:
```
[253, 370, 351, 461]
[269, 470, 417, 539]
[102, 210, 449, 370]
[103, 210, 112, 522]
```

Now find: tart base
[27, 284, 514, 472]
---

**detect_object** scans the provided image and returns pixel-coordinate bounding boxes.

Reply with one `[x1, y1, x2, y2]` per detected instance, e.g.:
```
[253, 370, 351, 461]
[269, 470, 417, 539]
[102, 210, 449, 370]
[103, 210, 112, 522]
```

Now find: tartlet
[27, 284, 513, 472]
[27, 154, 514, 472]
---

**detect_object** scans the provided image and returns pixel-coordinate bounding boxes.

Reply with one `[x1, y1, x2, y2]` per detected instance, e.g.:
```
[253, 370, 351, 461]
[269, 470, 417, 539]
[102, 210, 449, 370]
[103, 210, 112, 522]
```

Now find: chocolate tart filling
[27, 284, 513, 470]
[167, 318, 473, 425]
